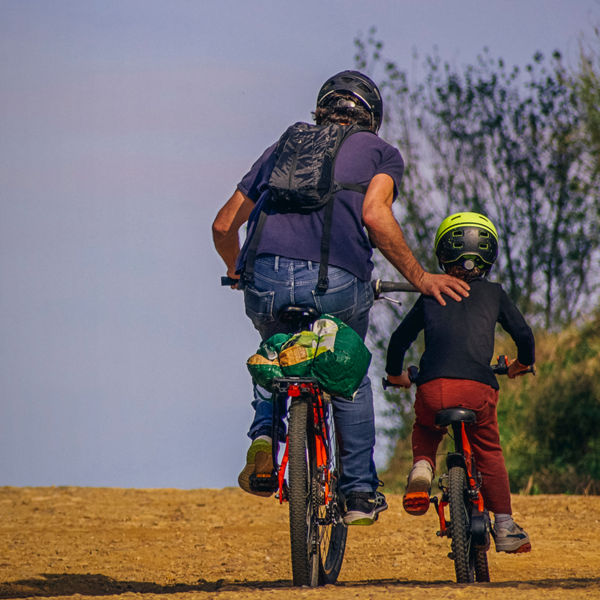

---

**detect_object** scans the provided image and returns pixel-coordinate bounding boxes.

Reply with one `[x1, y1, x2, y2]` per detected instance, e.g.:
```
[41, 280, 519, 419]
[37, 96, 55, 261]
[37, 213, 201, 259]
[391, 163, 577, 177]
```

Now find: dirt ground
[1, 487, 599, 600]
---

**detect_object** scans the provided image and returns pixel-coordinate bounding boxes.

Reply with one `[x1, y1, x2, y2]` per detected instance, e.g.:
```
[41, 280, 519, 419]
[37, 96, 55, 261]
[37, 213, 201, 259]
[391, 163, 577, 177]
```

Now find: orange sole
[403, 491, 430, 516]
[506, 542, 532, 554]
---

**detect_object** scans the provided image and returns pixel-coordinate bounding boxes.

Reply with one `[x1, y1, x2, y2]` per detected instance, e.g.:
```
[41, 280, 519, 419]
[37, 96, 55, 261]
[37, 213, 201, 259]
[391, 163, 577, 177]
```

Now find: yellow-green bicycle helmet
[434, 212, 499, 272]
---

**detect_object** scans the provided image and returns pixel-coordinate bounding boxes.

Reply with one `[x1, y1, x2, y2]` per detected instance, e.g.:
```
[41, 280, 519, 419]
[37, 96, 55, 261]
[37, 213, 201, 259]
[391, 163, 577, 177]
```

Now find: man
[212, 70, 469, 525]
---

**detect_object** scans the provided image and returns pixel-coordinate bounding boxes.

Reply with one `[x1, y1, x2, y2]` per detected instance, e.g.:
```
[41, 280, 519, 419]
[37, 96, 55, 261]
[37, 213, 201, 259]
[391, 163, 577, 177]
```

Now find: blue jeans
[243, 255, 378, 495]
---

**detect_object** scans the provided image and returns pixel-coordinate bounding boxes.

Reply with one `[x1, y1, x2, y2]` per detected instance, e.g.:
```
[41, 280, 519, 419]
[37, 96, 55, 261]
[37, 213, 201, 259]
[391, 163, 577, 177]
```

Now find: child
[385, 212, 534, 554]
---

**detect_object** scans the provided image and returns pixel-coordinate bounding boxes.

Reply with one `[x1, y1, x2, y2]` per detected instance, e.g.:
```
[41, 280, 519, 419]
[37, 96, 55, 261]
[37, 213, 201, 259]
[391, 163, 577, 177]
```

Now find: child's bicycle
[223, 276, 415, 587]
[383, 355, 534, 584]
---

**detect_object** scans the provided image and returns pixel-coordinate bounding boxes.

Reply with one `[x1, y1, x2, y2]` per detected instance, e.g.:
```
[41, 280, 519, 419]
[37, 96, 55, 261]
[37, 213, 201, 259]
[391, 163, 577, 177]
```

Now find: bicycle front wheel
[448, 466, 475, 583]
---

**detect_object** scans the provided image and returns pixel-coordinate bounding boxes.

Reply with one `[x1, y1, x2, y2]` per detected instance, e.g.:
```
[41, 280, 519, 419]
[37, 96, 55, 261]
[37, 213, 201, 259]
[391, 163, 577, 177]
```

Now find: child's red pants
[412, 378, 512, 514]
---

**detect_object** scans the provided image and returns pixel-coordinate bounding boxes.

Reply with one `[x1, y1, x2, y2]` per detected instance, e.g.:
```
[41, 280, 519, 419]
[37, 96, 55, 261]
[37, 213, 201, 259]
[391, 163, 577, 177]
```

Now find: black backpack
[243, 122, 369, 293]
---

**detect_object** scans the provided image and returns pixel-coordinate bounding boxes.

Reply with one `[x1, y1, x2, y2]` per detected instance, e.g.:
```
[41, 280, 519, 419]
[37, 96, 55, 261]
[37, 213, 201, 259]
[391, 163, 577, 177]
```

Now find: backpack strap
[315, 180, 368, 294]
[315, 127, 369, 293]
[242, 208, 269, 286]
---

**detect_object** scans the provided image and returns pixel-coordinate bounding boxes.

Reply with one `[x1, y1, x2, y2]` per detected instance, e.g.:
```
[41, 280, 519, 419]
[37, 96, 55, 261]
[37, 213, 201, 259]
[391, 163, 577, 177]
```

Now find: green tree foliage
[356, 31, 600, 329]
[575, 27, 600, 172]
[497, 311, 600, 494]
[357, 31, 600, 493]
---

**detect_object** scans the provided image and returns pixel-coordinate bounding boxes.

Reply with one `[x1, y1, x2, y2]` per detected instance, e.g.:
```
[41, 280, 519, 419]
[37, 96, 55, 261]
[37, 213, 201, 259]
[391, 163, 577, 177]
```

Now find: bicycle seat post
[435, 408, 477, 455]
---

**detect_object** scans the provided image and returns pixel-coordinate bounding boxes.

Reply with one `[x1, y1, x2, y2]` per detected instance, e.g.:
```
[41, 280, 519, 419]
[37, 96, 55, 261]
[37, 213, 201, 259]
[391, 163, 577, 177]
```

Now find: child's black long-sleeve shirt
[385, 278, 535, 390]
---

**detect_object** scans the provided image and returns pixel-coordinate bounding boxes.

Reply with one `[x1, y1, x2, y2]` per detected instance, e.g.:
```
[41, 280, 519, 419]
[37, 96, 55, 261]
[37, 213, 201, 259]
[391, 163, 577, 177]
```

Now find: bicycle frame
[270, 379, 333, 506]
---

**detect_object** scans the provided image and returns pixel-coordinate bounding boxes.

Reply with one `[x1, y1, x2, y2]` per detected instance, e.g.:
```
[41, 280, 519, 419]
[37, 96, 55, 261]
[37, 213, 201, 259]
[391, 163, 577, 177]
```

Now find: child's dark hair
[446, 264, 487, 282]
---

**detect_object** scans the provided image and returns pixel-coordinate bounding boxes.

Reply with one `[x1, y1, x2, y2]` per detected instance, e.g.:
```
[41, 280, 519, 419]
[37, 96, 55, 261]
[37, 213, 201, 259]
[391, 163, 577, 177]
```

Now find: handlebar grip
[375, 280, 419, 293]
[221, 276, 240, 286]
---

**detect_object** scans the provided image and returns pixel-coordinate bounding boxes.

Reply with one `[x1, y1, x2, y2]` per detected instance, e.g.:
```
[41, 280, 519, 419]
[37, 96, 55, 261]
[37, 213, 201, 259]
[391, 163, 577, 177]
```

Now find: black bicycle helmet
[317, 70, 383, 132]
[434, 212, 499, 273]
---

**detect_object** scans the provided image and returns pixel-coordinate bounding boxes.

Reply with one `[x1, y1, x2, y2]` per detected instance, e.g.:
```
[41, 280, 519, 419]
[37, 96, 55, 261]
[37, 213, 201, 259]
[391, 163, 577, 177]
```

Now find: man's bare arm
[212, 189, 254, 278]
[362, 173, 469, 306]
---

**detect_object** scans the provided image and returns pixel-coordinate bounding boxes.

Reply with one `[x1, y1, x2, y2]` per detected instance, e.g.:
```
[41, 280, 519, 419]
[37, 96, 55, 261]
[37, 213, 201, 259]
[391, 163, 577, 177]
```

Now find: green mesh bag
[246, 315, 371, 399]
[279, 331, 323, 377]
[310, 314, 371, 398]
[246, 333, 291, 390]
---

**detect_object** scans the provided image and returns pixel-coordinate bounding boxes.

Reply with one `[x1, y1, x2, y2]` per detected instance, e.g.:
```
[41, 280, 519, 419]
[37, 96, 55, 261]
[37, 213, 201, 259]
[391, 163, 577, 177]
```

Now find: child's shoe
[493, 520, 531, 553]
[402, 460, 433, 516]
[238, 435, 275, 497]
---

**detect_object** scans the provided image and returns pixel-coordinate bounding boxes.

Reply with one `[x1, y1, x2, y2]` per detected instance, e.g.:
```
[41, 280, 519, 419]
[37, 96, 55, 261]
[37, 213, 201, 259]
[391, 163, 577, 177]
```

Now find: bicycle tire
[448, 466, 475, 583]
[317, 412, 347, 584]
[474, 544, 490, 582]
[288, 398, 315, 586]
[287, 397, 347, 586]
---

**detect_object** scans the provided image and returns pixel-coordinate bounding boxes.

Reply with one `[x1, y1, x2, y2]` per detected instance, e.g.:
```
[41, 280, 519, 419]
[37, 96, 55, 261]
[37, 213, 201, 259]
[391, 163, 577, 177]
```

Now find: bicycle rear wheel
[448, 466, 474, 583]
[317, 406, 346, 584]
[287, 398, 347, 586]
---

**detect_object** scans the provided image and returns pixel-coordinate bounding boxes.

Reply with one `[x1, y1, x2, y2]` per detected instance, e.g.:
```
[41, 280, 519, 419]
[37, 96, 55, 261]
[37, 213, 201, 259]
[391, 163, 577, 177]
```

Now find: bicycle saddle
[278, 305, 320, 330]
[435, 407, 477, 427]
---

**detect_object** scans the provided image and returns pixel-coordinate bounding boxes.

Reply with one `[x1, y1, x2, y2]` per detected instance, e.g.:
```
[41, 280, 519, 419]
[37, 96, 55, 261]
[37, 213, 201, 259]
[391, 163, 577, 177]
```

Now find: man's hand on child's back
[418, 272, 470, 306]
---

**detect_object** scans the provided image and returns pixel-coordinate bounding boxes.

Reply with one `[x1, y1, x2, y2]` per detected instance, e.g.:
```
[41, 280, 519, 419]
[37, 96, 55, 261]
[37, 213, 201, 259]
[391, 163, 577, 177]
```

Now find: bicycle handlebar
[221, 276, 419, 293]
[372, 279, 418, 296]
[491, 354, 536, 376]
[382, 355, 535, 390]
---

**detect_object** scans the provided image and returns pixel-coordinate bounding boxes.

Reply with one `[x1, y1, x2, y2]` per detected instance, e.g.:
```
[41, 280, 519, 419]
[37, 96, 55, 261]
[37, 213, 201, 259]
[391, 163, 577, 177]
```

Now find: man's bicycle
[223, 277, 414, 586]
[273, 306, 344, 586]
[384, 355, 534, 583]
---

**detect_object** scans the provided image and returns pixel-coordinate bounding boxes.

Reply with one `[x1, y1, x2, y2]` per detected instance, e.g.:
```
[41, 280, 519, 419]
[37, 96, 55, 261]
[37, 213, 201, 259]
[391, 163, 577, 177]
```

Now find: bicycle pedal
[249, 472, 279, 493]
[403, 491, 430, 516]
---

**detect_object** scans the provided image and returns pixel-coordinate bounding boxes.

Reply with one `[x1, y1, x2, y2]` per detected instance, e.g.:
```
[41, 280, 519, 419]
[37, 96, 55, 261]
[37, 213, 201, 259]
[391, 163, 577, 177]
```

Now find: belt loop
[274, 255, 279, 272]
[308, 260, 313, 270]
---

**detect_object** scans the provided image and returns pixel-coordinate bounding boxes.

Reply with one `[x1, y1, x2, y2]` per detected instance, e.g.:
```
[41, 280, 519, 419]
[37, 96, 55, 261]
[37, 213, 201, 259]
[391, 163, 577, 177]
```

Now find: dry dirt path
[1, 487, 599, 599]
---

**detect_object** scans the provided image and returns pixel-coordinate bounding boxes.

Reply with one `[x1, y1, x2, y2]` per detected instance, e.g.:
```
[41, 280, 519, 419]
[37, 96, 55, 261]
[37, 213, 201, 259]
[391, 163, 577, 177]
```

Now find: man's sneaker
[343, 491, 388, 525]
[403, 460, 433, 516]
[237, 436, 276, 497]
[493, 521, 532, 553]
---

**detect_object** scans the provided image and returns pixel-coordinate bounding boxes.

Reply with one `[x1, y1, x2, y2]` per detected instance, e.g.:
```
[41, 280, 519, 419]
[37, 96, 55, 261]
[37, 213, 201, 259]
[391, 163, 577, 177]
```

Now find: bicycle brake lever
[382, 377, 397, 390]
[380, 295, 403, 305]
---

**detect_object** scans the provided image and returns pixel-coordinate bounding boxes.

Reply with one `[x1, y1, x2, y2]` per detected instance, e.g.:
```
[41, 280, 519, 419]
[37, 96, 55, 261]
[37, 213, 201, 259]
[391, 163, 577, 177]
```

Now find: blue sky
[1, 0, 598, 488]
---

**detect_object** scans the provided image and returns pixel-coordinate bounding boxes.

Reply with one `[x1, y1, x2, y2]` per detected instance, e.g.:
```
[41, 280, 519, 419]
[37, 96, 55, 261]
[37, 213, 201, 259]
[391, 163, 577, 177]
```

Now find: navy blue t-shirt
[235, 127, 404, 281]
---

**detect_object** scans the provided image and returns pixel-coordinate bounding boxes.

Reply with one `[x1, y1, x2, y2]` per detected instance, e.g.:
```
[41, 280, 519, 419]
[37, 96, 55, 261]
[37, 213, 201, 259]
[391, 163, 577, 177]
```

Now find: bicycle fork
[434, 421, 487, 545]
[275, 383, 332, 506]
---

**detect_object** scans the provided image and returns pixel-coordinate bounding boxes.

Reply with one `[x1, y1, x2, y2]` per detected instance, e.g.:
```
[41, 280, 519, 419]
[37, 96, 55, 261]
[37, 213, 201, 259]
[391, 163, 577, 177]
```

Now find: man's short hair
[313, 92, 374, 129]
